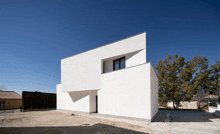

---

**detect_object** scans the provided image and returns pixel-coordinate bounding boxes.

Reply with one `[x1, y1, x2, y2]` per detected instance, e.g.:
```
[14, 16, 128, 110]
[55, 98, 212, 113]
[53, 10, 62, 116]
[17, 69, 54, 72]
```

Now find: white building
[57, 32, 158, 121]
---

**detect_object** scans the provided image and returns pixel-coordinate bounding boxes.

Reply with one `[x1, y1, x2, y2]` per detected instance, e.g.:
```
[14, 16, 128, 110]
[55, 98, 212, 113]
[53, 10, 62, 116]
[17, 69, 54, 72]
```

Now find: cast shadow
[153, 109, 220, 122]
[69, 91, 90, 102]
[0, 123, 149, 134]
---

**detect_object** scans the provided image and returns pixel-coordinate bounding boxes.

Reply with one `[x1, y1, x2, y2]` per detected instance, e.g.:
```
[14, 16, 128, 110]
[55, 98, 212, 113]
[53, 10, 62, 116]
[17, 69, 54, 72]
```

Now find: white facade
[57, 32, 158, 121]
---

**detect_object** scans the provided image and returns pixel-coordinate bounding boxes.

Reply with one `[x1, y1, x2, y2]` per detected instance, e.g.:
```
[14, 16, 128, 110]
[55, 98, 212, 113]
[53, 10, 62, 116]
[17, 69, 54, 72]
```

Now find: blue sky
[0, 0, 219, 95]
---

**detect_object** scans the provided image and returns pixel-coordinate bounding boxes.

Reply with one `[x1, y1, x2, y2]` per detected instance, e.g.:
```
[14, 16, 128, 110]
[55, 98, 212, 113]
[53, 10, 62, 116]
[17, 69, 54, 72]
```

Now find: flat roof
[61, 32, 146, 60]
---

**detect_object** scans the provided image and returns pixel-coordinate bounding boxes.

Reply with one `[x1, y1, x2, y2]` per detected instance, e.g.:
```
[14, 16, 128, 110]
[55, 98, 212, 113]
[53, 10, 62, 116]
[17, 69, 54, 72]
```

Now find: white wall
[180, 101, 198, 109]
[89, 90, 97, 113]
[126, 50, 146, 68]
[150, 63, 158, 118]
[103, 59, 113, 73]
[61, 32, 146, 92]
[57, 32, 159, 120]
[57, 84, 98, 113]
[102, 50, 143, 74]
[167, 101, 198, 109]
[99, 63, 152, 119]
[209, 106, 217, 113]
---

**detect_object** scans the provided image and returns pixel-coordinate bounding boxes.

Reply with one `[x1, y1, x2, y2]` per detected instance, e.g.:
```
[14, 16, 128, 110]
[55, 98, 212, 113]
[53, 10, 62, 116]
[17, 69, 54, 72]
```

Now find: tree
[180, 56, 210, 99]
[0, 85, 7, 91]
[156, 54, 185, 109]
[156, 55, 220, 109]
[209, 61, 220, 92]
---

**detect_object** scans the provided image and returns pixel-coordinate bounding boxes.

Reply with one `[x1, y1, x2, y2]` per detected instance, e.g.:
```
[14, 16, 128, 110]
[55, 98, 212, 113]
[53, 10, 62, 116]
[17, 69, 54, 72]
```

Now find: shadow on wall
[0, 124, 149, 134]
[153, 109, 220, 122]
[68, 91, 90, 102]
[126, 50, 142, 61]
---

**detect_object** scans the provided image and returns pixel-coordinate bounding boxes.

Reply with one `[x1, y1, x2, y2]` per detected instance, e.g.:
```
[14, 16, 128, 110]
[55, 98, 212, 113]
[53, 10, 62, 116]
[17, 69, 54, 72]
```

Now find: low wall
[217, 104, 220, 110]
[209, 104, 220, 117]
[209, 106, 217, 113]
[215, 104, 220, 117]
[167, 101, 198, 109]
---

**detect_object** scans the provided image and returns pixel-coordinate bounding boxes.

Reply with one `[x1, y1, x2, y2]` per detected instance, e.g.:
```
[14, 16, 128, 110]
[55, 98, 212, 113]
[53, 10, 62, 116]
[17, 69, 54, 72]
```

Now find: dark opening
[0, 101, 5, 110]
[96, 95, 98, 113]
[113, 57, 125, 71]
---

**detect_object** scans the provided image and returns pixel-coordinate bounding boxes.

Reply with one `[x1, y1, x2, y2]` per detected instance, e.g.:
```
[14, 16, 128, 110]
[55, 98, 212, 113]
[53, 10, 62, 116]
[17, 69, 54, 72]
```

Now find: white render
[57, 32, 158, 121]
[167, 101, 199, 109]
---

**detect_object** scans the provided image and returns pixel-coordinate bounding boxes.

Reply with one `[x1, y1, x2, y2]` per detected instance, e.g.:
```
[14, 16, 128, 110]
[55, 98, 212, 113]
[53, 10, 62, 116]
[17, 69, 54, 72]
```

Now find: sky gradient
[0, 0, 220, 95]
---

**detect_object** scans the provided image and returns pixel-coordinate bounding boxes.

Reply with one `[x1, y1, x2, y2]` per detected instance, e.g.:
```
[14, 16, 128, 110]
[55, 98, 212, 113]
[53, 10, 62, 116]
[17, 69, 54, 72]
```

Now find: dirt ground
[0, 110, 152, 134]
[0, 109, 220, 134]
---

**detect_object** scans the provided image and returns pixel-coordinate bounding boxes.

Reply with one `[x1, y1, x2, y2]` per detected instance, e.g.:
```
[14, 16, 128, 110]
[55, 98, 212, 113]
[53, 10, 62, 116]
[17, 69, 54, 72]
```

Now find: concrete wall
[61, 32, 146, 92]
[180, 101, 198, 109]
[99, 63, 152, 119]
[57, 84, 98, 113]
[150, 63, 158, 118]
[209, 106, 217, 113]
[218, 103, 220, 110]
[167, 101, 198, 109]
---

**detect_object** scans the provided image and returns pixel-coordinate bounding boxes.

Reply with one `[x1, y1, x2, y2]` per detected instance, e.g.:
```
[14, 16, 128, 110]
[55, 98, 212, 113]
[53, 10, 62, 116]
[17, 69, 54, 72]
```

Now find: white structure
[57, 32, 158, 121]
[167, 101, 199, 109]
[208, 103, 220, 117]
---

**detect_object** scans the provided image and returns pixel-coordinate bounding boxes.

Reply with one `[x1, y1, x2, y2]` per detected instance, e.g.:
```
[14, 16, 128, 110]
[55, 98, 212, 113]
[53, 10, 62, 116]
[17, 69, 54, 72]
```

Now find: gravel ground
[0, 110, 152, 134]
[0, 109, 220, 134]
[150, 110, 220, 134]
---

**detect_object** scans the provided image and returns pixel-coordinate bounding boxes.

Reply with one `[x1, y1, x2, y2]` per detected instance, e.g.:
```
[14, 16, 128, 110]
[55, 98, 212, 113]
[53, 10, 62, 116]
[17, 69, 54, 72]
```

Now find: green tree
[180, 56, 210, 100]
[209, 61, 220, 92]
[156, 54, 185, 109]
[156, 55, 219, 109]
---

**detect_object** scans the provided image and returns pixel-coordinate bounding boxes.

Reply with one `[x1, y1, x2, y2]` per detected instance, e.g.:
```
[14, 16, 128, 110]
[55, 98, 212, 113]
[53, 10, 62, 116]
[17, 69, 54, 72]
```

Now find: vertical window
[114, 60, 119, 70]
[120, 58, 125, 69]
[113, 57, 125, 71]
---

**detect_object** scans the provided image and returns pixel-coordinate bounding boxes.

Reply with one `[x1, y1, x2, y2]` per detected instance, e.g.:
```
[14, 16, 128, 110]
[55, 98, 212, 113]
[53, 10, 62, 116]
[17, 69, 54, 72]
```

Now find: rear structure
[57, 32, 158, 121]
[0, 91, 22, 109]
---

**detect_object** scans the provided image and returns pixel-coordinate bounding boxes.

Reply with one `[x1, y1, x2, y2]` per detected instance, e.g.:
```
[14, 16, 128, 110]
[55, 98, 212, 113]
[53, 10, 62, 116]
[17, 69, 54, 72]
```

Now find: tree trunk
[173, 101, 176, 109]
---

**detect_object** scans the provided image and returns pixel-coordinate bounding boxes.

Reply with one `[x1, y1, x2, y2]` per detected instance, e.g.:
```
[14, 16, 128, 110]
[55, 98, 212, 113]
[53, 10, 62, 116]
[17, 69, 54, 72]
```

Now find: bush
[159, 101, 167, 108]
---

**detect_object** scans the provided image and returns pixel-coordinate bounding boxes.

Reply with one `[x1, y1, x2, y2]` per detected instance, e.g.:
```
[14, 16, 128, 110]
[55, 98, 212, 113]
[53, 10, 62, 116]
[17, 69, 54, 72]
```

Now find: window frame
[113, 56, 125, 71]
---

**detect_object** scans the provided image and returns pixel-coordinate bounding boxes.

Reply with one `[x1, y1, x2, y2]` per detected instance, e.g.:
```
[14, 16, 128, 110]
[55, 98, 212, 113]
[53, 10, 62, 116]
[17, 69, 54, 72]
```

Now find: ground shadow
[0, 109, 18, 113]
[0, 123, 149, 134]
[153, 109, 220, 122]
[0, 109, 57, 114]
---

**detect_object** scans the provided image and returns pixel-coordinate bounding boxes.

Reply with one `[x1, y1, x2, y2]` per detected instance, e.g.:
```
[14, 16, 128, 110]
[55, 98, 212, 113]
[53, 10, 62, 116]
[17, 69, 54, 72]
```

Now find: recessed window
[113, 57, 125, 71]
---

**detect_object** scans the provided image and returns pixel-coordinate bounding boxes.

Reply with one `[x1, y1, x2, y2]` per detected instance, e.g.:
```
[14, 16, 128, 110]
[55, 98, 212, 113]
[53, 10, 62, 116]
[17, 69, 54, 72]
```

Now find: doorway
[96, 95, 98, 113]
[0, 101, 5, 110]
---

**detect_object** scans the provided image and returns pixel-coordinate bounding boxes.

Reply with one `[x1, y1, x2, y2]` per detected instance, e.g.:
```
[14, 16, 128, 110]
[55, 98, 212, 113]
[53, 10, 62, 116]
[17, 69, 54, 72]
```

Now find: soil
[0, 110, 152, 134]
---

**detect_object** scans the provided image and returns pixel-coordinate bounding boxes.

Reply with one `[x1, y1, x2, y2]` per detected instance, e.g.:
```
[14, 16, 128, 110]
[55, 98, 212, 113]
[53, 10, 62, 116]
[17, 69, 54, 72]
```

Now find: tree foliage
[156, 55, 185, 109]
[156, 55, 220, 109]
[209, 61, 220, 91]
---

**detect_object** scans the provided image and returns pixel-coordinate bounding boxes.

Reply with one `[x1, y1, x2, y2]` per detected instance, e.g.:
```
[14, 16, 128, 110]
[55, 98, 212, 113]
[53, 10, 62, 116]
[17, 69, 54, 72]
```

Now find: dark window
[113, 57, 125, 71]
